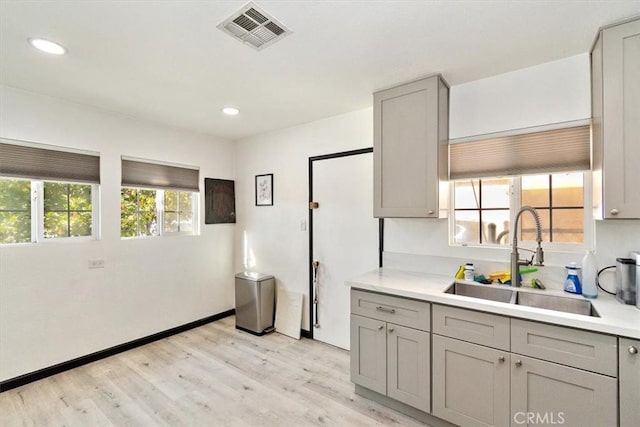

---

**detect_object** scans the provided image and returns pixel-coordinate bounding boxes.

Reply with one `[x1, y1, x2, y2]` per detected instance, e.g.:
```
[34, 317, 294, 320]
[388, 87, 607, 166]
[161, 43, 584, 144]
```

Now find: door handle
[498, 356, 505, 363]
[376, 306, 396, 314]
[515, 360, 522, 367]
[388, 327, 395, 333]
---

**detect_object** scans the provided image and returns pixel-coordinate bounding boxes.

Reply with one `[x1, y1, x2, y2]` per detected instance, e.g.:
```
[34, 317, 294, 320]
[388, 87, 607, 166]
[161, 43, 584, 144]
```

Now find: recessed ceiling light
[223, 107, 240, 116]
[28, 38, 67, 55]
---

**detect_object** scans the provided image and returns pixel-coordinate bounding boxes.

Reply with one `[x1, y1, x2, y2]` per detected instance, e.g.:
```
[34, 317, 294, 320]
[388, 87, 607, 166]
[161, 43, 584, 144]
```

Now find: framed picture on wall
[255, 174, 273, 206]
[204, 178, 236, 224]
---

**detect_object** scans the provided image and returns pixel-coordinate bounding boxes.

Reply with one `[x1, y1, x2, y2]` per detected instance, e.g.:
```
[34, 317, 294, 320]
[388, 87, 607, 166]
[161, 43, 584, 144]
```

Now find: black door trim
[308, 147, 382, 340]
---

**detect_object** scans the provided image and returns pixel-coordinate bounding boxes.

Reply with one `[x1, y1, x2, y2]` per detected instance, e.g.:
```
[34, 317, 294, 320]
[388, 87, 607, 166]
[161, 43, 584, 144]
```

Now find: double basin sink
[445, 282, 599, 317]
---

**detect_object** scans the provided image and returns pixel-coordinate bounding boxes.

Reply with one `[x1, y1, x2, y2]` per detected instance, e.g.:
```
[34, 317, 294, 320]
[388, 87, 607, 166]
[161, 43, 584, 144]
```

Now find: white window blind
[121, 157, 199, 192]
[449, 122, 591, 180]
[0, 139, 100, 184]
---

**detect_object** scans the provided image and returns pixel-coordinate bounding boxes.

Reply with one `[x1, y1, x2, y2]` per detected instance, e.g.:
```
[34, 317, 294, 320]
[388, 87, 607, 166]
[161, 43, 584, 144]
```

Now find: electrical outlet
[300, 219, 307, 231]
[88, 259, 105, 269]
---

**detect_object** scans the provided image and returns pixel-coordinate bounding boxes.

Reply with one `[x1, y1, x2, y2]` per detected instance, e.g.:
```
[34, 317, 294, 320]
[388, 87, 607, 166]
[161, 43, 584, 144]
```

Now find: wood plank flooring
[0, 316, 428, 426]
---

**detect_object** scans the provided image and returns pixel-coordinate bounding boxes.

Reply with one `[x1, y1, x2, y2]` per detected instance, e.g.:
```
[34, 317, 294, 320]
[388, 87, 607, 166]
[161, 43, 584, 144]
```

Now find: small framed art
[255, 174, 273, 206]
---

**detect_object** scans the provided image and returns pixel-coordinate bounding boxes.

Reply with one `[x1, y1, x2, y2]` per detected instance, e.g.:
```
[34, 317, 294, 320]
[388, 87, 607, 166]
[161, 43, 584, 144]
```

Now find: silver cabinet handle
[629, 346, 638, 355]
[498, 356, 505, 363]
[376, 306, 396, 314]
[428, 210, 435, 215]
[377, 325, 384, 331]
[388, 327, 395, 333]
[515, 360, 522, 367]
[610, 208, 619, 215]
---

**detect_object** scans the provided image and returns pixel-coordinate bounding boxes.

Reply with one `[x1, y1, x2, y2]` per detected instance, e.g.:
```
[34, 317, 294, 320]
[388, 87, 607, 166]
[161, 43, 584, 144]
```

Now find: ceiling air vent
[218, 2, 291, 51]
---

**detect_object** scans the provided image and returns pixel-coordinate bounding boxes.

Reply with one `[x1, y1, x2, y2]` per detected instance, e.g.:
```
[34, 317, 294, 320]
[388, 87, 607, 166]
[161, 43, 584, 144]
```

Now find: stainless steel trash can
[235, 272, 275, 335]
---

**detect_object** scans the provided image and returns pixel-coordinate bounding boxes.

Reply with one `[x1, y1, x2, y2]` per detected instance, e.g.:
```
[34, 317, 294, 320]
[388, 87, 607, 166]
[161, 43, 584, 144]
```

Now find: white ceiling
[1, 1, 639, 141]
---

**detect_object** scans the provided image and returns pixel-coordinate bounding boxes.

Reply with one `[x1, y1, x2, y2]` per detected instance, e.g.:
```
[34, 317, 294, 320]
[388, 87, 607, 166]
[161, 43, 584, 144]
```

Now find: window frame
[0, 177, 100, 245]
[449, 172, 594, 253]
[120, 186, 199, 239]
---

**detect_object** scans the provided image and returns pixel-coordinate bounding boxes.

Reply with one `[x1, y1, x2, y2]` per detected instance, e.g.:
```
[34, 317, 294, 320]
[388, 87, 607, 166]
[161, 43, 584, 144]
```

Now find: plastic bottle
[581, 250, 598, 298]
[464, 263, 475, 281]
[563, 262, 582, 295]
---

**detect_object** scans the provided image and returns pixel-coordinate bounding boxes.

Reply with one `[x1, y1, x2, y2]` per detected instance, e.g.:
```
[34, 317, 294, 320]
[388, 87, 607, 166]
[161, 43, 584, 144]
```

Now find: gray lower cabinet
[432, 304, 619, 427]
[387, 323, 430, 412]
[510, 355, 617, 427]
[351, 313, 431, 412]
[432, 335, 510, 427]
[350, 314, 386, 395]
[619, 337, 640, 427]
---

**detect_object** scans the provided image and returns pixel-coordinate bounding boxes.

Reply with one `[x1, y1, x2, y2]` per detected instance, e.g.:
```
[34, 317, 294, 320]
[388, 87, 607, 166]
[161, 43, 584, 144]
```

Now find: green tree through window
[121, 188, 158, 237]
[0, 178, 32, 244]
[44, 182, 93, 238]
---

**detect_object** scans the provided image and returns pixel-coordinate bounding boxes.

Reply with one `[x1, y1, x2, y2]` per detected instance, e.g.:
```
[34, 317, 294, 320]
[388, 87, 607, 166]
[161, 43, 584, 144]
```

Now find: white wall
[450, 53, 591, 139]
[234, 54, 640, 316]
[386, 53, 640, 287]
[234, 109, 373, 330]
[0, 86, 236, 381]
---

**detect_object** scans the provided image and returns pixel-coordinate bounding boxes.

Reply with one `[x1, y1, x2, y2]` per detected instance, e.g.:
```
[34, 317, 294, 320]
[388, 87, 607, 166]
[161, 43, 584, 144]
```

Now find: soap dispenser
[564, 263, 582, 295]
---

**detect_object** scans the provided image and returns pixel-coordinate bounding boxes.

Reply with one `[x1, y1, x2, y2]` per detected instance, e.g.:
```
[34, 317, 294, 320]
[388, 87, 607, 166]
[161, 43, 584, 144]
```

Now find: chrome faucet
[511, 206, 544, 287]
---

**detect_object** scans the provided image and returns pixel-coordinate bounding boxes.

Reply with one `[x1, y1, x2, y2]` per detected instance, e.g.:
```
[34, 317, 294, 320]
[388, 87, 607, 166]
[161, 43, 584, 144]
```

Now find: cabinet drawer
[432, 304, 510, 350]
[351, 289, 430, 331]
[511, 319, 617, 377]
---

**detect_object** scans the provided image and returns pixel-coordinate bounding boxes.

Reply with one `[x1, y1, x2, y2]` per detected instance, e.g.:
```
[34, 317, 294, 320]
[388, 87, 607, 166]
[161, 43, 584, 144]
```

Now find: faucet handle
[534, 245, 544, 266]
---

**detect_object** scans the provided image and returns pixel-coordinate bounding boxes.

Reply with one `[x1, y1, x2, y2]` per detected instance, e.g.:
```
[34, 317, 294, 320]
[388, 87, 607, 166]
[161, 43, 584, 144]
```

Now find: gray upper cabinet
[373, 75, 449, 218]
[591, 18, 640, 219]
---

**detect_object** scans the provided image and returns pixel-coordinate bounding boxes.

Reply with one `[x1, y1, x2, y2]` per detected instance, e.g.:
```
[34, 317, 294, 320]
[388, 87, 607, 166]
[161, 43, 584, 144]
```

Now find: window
[163, 190, 194, 234]
[120, 188, 197, 238]
[0, 177, 98, 244]
[0, 139, 101, 244]
[44, 182, 93, 238]
[452, 172, 589, 248]
[0, 178, 31, 244]
[121, 188, 158, 237]
[120, 157, 200, 238]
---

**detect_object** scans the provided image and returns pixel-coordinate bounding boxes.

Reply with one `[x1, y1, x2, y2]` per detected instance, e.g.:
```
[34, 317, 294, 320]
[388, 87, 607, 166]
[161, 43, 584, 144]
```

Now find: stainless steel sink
[444, 282, 600, 317]
[515, 292, 600, 317]
[445, 282, 515, 304]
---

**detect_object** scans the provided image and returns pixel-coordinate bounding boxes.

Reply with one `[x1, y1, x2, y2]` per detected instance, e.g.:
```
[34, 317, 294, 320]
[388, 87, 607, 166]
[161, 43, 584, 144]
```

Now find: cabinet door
[373, 75, 448, 218]
[599, 19, 640, 218]
[350, 314, 386, 394]
[619, 338, 640, 427]
[510, 355, 617, 427]
[432, 335, 510, 427]
[386, 323, 430, 413]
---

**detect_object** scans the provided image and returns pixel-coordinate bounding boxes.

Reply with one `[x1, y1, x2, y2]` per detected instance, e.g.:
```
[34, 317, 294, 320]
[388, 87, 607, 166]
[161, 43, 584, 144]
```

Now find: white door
[312, 151, 378, 350]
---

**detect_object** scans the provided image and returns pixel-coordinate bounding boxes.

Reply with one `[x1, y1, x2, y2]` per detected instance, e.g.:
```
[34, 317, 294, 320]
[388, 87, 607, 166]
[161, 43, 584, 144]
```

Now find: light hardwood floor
[0, 316, 427, 426]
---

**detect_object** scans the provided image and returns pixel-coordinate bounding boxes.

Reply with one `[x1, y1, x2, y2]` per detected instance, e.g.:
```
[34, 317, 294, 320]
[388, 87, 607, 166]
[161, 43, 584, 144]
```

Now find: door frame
[307, 147, 384, 340]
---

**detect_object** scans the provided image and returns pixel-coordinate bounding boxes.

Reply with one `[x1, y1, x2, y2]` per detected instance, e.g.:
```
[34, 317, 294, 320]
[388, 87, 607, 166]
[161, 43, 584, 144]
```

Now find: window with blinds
[120, 157, 199, 238]
[0, 139, 100, 244]
[448, 121, 593, 250]
[449, 121, 591, 180]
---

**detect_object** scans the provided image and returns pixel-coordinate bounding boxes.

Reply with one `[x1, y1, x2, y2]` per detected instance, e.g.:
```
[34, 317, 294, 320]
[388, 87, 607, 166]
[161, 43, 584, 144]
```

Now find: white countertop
[347, 268, 640, 339]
